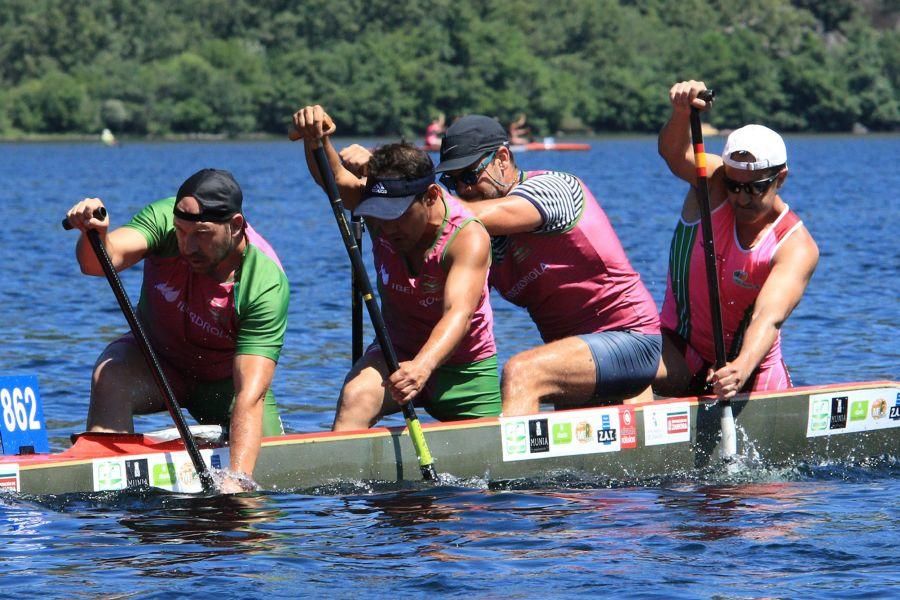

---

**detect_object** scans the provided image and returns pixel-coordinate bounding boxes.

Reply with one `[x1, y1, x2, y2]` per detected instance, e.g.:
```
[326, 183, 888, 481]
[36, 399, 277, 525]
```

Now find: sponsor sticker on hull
[501, 407, 625, 461]
[807, 387, 900, 438]
[0, 463, 20, 492]
[643, 402, 692, 446]
[92, 448, 230, 492]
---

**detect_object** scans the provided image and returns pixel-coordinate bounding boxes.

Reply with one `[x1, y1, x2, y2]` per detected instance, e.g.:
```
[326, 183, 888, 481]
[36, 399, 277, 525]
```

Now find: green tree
[8, 71, 93, 132]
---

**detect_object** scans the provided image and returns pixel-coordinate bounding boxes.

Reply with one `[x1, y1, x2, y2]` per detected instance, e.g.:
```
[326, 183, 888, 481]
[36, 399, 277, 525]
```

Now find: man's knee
[92, 344, 136, 398]
[501, 352, 529, 386]
[339, 375, 383, 415]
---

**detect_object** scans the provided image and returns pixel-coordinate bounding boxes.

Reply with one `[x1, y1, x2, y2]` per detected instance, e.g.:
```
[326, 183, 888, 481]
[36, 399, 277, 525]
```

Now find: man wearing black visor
[65, 169, 289, 491]
[292, 105, 501, 430]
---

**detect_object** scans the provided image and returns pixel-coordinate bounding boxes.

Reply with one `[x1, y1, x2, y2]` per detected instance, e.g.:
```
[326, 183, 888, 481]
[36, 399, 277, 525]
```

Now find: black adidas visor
[353, 174, 435, 220]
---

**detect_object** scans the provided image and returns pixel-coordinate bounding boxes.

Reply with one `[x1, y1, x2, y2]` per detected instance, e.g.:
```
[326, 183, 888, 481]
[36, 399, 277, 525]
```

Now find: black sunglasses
[723, 173, 780, 196]
[439, 150, 497, 192]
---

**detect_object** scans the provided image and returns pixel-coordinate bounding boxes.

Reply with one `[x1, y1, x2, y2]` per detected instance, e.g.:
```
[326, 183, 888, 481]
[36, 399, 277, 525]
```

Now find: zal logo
[597, 414, 617, 444]
[890, 393, 900, 421]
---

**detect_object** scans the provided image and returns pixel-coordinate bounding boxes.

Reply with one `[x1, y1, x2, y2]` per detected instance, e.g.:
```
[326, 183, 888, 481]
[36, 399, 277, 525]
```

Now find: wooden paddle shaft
[689, 89, 727, 369]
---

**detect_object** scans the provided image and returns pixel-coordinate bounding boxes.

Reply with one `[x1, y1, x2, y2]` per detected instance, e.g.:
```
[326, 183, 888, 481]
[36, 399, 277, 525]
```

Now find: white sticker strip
[807, 387, 900, 438]
[92, 448, 229, 492]
[0, 463, 20, 492]
[500, 407, 623, 462]
[642, 402, 692, 446]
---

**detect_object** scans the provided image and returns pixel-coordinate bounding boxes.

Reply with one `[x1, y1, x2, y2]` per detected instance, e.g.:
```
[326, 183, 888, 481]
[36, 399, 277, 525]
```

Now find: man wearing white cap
[655, 80, 819, 401]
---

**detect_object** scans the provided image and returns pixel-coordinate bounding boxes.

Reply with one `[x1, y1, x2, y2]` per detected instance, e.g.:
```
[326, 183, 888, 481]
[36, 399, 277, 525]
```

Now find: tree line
[0, 0, 896, 138]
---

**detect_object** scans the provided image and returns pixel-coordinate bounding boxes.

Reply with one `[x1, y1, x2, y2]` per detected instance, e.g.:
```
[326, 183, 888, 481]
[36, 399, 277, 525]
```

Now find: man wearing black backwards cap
[434, 115, 662, 417]
[65, 169, 289, 491]
[292, 105, 501, 430]
[655, 80, 818, 401]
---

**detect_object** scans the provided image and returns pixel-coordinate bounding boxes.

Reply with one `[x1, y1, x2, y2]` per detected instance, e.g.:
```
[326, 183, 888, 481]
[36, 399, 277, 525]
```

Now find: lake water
[0, 136, 897, 596]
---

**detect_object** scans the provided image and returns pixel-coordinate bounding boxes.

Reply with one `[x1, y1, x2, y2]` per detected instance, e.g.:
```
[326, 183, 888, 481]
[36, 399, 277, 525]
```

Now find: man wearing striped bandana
[434, 115, 662, 417]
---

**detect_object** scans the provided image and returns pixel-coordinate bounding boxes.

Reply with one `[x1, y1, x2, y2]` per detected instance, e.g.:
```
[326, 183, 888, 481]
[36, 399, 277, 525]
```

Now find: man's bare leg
[87, 340, 170, 433]
[332, 351, 398, 431]
[501, 337, 597, 417]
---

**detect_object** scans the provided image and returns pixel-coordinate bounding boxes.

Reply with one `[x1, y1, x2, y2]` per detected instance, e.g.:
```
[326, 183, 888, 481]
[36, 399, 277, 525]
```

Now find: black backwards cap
[353, 174, 435, 220]
[435, 115, 509, 172]
[174, 168, 242, 222]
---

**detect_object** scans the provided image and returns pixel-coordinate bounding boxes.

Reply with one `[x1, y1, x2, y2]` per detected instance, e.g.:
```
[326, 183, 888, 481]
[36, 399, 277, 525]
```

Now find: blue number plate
[0, 375, 50, 454]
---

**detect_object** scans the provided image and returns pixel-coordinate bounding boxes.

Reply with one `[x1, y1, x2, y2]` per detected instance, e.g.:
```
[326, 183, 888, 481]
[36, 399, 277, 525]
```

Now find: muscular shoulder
[124, 197, 178, 254]
[510, 171, 584, 233]
[444, 218, 491, 267]
[773, 221, 819, 272]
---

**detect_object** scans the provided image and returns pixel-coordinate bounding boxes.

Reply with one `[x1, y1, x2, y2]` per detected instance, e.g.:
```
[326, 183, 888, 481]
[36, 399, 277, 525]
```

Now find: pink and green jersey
[489, 171, 660, 342]
[372, 193, 496, 365]
[125, 197, 289, 382]
[660, 202, 803, 391]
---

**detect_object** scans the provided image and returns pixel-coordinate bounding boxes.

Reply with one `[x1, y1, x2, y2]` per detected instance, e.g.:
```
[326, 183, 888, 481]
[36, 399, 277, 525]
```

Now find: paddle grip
[62, 207, 107, 230]
[288, 121, 336, 141]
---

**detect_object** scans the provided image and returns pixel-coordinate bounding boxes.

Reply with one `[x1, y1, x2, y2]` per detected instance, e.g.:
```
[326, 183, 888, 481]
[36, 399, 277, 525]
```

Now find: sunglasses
[723, 173, 780, 196]
[439, 150, 497, 192]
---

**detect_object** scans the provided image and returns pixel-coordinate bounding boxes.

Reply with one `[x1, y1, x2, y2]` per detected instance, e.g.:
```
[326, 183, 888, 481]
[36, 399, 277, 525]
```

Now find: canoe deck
[1, 380, 897, 495]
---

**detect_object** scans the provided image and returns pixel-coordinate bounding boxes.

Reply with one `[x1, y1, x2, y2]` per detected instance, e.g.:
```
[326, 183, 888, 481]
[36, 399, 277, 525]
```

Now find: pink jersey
[373, 194, 496, 365]
[489, 171, 660, 342]
[660, 202, 803, 388]
[136, 218, 288, 382]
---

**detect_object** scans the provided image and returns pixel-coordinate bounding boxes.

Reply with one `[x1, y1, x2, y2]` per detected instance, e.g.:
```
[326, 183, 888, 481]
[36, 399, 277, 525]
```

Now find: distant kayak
[422, 140, 590, 153]
[512, 140, 590, 152]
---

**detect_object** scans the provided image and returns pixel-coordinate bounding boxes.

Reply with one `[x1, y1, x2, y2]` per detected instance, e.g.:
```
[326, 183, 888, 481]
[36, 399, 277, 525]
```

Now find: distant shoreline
[1, 131, 896, 144]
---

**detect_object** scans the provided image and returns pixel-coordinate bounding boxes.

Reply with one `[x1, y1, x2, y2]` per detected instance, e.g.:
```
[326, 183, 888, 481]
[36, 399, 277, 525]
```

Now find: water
[0, 136, 897, 595]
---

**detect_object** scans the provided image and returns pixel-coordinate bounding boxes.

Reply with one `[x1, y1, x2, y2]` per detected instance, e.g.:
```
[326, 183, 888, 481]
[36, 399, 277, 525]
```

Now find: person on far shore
[424, 113, 446, 149]
[508, 113, 531, 145]
[292, 105, 502, 431]
[654, 80, 819, 401]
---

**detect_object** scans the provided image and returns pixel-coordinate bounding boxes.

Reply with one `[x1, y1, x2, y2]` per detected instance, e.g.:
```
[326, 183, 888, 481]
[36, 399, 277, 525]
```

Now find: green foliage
[7, 71, 93, 132]
[0, 0, 895, 136]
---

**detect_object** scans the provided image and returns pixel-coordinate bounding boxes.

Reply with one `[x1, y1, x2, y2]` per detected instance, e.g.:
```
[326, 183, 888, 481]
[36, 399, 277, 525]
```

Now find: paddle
[63, 208, 217, 493]
[303, 138, 438, 482]
[688, 89, 738, 459]
[350, 215, 364, 363]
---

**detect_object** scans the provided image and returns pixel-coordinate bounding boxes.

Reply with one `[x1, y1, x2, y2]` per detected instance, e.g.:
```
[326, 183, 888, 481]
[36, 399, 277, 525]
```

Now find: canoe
[1, 380, 896, 495]
[422, 141, 591, 153]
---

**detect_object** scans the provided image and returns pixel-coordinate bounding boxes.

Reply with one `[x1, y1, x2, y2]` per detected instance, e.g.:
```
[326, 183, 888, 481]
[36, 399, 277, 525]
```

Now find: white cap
[721, 124, 787, 171]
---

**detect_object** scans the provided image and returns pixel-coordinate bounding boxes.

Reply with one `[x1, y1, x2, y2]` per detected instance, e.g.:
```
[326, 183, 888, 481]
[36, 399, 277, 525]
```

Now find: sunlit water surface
[0, 136, 896, 596]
